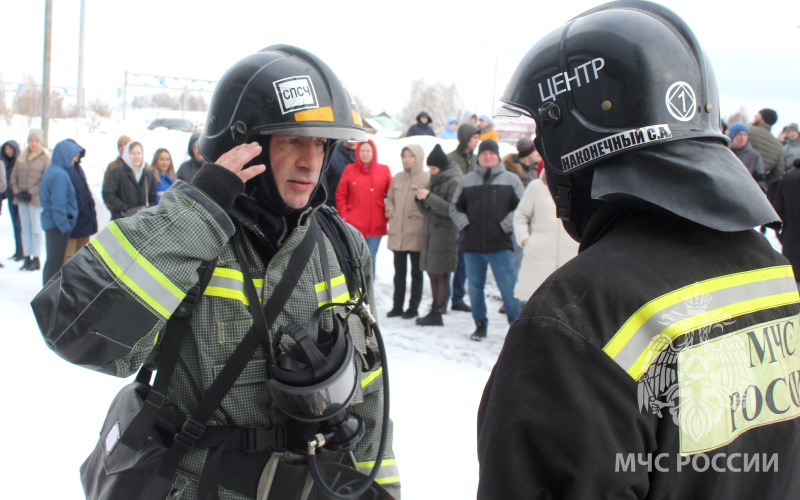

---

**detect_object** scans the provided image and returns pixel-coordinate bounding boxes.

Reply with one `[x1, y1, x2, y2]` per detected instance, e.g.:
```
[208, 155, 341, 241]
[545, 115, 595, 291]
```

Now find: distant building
[496, 122, 536, 144]
[363, 111, 405, 138]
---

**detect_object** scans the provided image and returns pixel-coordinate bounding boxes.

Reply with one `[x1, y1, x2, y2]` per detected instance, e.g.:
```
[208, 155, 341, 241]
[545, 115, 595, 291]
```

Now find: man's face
[467, 134, 480, 152]
[752, 113, 763, 126]
[118, 141, 129, 155]
[789, 129, 800, 141]
[192, 144, 204, 160]
[269, 135, 326, 209]
[479, 150, 500, 168]
[731, 131, 749, 149]
[419, 116, 429, 125]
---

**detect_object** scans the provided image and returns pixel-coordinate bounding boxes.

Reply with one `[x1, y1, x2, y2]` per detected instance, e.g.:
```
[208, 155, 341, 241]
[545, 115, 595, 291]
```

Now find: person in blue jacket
[438, 117, 459, 140]
[39, 138, 82, 284]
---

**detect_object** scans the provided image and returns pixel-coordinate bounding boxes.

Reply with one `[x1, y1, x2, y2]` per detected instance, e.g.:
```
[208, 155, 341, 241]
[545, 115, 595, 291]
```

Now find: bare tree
[12, 74, 41, 117]
[726, 107, 748, 127]
[399, 79, 466, 135]
[352, 94, 372, 120]
[88, 99, 111, 118]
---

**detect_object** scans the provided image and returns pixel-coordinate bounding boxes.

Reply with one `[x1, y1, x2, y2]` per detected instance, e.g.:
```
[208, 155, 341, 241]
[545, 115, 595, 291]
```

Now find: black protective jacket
[478, 204, 800, 499]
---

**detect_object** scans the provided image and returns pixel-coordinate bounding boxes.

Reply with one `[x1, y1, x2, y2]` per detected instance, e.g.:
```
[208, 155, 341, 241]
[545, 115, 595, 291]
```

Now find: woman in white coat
[513, 168, 579, 303]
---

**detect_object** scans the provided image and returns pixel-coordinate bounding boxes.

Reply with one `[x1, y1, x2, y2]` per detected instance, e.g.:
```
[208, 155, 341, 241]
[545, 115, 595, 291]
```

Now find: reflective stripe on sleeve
[89, 223, 185, 318]
[604, 266, 800, 380]
[204, 267, 264, 306]
[355, 458, 400, 485]
[315, 274, 350, 306]
[360, 367, 382, 388]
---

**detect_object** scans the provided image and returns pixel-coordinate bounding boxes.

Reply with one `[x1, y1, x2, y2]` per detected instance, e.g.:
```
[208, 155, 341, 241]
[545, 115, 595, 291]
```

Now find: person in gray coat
[414, 144, 462, 326]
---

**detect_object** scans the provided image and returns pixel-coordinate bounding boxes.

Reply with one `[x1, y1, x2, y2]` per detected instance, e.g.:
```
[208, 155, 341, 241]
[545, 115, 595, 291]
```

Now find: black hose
[308, 321, 390, 499]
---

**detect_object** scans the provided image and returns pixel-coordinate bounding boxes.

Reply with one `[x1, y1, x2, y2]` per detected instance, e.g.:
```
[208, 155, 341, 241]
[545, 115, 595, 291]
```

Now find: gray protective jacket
[32, 177, 400, 499]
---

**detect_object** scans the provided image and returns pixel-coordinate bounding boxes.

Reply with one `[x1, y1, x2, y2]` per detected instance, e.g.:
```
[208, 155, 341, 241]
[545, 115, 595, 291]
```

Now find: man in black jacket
[449, 139, 524, 340]
[478, 2, 800, 499]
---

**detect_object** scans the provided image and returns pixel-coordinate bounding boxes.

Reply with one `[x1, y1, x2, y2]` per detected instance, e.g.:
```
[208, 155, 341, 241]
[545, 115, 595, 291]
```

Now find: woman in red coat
[335, 139, 392, 274]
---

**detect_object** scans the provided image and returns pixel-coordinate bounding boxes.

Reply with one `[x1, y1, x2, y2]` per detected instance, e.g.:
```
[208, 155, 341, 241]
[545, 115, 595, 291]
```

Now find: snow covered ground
[0, 116, 785, 499]
[0, 116, 518, 499]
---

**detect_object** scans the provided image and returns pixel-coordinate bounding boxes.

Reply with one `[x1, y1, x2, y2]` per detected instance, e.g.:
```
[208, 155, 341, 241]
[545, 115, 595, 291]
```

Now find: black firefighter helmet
[497, 0, 779, 236]
[197, 44, 367, 165]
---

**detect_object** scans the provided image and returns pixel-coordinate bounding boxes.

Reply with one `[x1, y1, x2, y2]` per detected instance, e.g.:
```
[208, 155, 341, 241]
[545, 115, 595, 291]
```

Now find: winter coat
[336, 139, 392, 238]
[450, 162, 524, 253]
[322, 141, 357, 207]
[774, 162, 800, 276]
[177, 132, 205, 183]
[39, 139, 81, 233]
[749, 122, 784, 185]
[438, 117, 459, 140]
[31, 175, 400, 499]
[502, 153, 537, 187]
[512, 178, 578, 301]
[385, 144, 429, 252]
[69, 158, 98, 239]
[478, 204, 800, 500]
[10, 147, 50, 206]
[1, 140, 20, 200]
[155, 172, 175, 204]
[102, 161, 157, 220]
[479, 118, 499, 142]
[406, 111, 436, 137]
[732, 142, 766, 192]
[447, 124, 480, 175]
[416, 162, 462, 273]
[784, 137, 800, 171]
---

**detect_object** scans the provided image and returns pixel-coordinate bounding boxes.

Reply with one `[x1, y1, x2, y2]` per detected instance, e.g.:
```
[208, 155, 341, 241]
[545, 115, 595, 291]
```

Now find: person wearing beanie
[450, 138, 524, 341]
[9, 128, 50, 271]
[783, 123, 800, 172]
[502, 137, 541, 188]
[750, 108, 785, 205]
[774, 122, 800, 283]
[446, 124, 481, 312]
[728, 122, 767, 192]
[415, 144, 462, 326]
[176, 132, 207, 183]
[102, 135, 131, 210]
[385, 144, 430, 320]
[477, 115, 499, 142]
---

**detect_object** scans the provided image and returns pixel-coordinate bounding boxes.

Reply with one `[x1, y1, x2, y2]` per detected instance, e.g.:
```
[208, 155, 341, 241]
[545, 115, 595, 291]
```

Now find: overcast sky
[3, 0, 800, 130]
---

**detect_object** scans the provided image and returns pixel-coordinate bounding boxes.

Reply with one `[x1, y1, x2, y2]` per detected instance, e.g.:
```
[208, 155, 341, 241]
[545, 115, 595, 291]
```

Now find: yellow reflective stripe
[355, 459, 399, 484]
[204, 268, 263, 305]
[89, 223, 184, 318]
[315, 274, 350, 306]
[603, 266, 800, 380]
[360, 366, 382, 388]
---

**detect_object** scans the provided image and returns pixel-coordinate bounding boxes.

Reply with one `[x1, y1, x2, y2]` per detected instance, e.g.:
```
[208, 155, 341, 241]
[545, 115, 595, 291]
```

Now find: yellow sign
[678, 314, 800, 454]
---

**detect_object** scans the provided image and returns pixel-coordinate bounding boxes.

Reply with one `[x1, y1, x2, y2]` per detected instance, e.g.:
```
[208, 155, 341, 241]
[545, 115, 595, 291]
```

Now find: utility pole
[42, 0, 53, 147]
[77, 0, 86, 116]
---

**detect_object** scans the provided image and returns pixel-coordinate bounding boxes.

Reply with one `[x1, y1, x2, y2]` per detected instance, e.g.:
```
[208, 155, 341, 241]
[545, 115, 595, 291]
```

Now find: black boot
[20, 256, 31, 270]
[27, 257, 41, 271]
[451, 301, 472, 312]
[415, 307, 443, 326]
[401, 308, 418, 319]
[11, 249, 24, 261]
[471, 321, 487, 341]
[386, 307, 404, 318]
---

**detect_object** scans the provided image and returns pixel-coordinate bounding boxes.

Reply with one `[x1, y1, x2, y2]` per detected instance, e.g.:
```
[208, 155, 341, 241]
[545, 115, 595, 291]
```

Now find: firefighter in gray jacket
[33, 45, 399, 500]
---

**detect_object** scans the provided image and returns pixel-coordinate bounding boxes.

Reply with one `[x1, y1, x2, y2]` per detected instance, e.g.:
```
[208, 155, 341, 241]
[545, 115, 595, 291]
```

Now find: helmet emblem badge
[666, 82, 697, 122]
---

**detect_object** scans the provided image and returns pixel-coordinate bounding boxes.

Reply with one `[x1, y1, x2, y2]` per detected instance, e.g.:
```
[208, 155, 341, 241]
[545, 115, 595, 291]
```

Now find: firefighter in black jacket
[478, 1, 800, 499]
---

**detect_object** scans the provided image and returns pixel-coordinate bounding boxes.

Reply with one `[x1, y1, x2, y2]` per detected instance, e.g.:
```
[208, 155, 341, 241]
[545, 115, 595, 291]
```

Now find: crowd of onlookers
[0, 129, 205, 284]
[3, 106, 799, 340]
